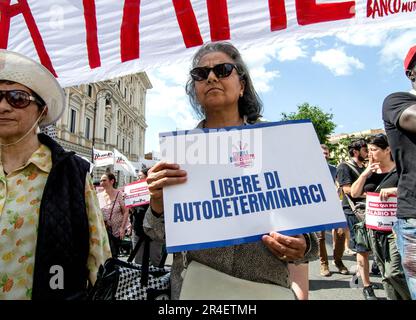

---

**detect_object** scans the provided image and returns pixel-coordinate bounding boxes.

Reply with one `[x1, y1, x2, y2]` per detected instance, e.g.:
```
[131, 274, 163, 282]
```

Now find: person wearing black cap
[382, 45, 416, 300]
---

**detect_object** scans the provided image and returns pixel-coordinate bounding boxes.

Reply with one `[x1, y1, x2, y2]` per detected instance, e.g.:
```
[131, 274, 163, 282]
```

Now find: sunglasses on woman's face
[190, 63, 237, 81]
[0, 90, 42, 109]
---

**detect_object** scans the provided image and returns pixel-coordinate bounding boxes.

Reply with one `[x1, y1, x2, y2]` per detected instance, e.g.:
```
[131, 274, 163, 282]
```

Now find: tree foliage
[280, 103, 336, 144]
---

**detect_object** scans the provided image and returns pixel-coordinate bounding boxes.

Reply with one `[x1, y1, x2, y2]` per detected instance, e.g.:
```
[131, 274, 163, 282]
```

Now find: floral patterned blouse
[0, 144, 111, 300]
[100, 191, 126, 237]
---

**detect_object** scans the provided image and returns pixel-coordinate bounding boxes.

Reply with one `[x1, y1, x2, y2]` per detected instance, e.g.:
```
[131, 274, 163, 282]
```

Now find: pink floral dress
[101, 191, 126, 237]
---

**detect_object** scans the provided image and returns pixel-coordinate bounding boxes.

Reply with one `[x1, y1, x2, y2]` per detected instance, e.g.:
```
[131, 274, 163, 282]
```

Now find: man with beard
[336, 140, 378, 300]
[382, 45, 416, 299]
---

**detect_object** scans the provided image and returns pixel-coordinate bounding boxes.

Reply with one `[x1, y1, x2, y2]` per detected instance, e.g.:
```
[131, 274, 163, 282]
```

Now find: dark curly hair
[348, 139, 367, 157]
[185, 42, 263, 124]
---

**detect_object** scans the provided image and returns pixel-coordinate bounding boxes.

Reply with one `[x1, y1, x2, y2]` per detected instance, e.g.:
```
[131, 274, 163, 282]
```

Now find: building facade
[328, 128, 385, 144]
[52, 72, 152, 184]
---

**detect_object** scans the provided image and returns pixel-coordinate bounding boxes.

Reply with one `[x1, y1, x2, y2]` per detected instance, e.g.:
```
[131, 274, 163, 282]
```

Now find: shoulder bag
[179, 253, 295, 300]
[89, 234, 171, 300]
[342, 161, 366, 221]
[105, 191, 120, 235]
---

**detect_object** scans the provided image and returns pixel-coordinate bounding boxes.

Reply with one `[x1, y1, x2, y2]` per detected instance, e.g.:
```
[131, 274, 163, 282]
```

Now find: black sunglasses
[190, 63, 237, 81]
[0, 90, 44, 109]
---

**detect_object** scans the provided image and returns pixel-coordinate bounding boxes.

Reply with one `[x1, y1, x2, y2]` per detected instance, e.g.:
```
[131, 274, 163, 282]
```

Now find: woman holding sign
[144, 42, 318, 300]
[351, 134, 410, 300]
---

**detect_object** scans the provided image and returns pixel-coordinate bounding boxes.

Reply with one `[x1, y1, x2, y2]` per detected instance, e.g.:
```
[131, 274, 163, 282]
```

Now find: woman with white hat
[0, 50, 111, 300]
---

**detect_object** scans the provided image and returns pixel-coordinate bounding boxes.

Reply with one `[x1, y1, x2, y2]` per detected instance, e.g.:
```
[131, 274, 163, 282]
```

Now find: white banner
[2, 0, 415, 87]
[114, 148, 137, 176]
[365, 192, 397, 232]
[93, 148, 114, 167]
[123, 179, 150, 208]
[160, 120, 346, 253]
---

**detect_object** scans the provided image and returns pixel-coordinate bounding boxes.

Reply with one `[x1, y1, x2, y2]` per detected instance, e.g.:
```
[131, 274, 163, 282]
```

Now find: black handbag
[89, 234, 170, 300]
[353, 220, 371, 251]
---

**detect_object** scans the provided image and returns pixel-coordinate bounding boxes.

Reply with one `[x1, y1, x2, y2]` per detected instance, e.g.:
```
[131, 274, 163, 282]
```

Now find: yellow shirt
[0, 144, 111, 299]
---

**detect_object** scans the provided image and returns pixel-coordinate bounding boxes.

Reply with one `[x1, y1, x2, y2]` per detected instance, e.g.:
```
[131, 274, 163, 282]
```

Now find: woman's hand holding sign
[262, 232, 307, 261]
[379, 187, 397, 201]
[147, 161, 187, 215]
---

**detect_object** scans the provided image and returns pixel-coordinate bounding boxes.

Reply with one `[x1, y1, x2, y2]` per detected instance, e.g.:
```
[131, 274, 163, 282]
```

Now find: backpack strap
[344, 160, 361, 179]
[340, 160, 362, 215]
[127, 233, 152, 286]
[108, 191, 120, 222]
[374, 168, 397, 192]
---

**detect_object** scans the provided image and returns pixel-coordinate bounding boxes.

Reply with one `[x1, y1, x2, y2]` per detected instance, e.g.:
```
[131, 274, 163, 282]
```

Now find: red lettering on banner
[0, 0, 57, 76]
[368, 201, 397, 209]
[402, 0, 416, 12]
[120, 0, 141, 62]
[206, 0, 230, 41]
[82, 0, 101, 68]
[367, 0, 414, 18]
[295, 0, 356, 26]
[172, 0, 203, 48]
[268, 0, 287, 31]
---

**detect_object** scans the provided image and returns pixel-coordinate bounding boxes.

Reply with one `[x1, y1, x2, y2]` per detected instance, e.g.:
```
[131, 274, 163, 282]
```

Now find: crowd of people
[0, 41, 415, 300]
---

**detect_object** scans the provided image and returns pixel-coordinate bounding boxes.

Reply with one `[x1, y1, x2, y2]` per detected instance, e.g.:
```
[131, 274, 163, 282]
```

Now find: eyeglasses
[190, 63, 237, 81]
[0, 90, 43, 109]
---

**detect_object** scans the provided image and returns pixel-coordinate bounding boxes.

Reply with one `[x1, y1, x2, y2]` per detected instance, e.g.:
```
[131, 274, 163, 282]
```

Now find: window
[104, 127, 108, 143]
[128, 142, 131, 154]
[124, 88, 127, 98]
[85, 117, 91, 139]
[122, 138, 125, 151]
[117, 135, 119, 147]
[88, 85, 92, 97]
[70, 109, 76, 133]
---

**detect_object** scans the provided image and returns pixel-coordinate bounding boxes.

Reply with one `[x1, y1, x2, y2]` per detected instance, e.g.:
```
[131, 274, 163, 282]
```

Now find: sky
[143, 26, 416, 155]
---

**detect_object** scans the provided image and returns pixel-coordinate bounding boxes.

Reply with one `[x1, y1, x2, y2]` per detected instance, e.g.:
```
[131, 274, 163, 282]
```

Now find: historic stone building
[52, 72, 152, 184]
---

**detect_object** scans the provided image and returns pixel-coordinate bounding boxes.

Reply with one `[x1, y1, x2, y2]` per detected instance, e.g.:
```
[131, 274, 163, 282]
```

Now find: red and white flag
[2, 0, 414, 86]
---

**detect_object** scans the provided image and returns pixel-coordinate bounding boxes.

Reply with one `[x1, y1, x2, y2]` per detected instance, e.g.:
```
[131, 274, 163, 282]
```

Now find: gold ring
[281, 255, 287, 260]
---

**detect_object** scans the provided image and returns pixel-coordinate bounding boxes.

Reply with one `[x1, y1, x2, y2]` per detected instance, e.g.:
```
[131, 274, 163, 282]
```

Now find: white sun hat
[0, 49, 65, 127]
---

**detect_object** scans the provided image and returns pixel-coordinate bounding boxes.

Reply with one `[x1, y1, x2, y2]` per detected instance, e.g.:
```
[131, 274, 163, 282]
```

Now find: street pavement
[130, 231, 387, 300]
[308, 231, 386, 300]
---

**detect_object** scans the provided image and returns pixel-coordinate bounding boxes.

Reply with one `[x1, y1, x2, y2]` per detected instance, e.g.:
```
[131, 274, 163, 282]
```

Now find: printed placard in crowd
[159, 120, 346, 253]
[365, 192, 397, 232]
[93, 148, 114, 167]
[124, 180, 150, 208]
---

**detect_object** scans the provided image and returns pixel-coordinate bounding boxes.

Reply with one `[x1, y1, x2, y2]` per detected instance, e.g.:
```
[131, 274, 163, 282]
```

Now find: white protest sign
[114, 148, 137, 176]
[124, 180, 150, 208]
[93, 148, 114, 167]
[365, 192, 397, 232]
[2, 1, 414, 87]
[160, 120, 346, 253]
